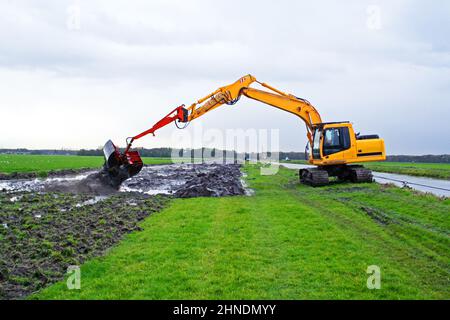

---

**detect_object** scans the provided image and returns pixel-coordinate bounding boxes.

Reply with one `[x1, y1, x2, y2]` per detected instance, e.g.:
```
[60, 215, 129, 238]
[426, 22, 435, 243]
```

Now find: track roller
[348, 166, 373, 183]
[299, 168, 329, 187]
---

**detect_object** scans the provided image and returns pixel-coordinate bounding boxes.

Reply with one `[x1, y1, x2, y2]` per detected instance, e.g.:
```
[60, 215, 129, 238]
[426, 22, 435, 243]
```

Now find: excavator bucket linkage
[101, 105, 188, 187]
[102, 140, 143, 188]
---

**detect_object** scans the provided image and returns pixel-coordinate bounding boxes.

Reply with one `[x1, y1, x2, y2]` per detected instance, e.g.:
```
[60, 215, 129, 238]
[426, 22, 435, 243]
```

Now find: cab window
[312, 128, 321, 159]
[323, 127, 350, 156]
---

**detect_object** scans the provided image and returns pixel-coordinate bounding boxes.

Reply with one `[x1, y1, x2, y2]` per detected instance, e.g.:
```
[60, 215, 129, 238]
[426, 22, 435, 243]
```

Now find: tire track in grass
[325, 186, 450, 288]
[329, 195, 450, 267]
[245, 166, 389, 298]
[243, 167, 394, 298]
[287, 182, 449, 298]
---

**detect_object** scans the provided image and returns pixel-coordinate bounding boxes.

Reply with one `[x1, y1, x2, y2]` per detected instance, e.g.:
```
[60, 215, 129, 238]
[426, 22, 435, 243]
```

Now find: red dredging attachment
[102, 105, 189, 187]
[102, 140, 143, 187]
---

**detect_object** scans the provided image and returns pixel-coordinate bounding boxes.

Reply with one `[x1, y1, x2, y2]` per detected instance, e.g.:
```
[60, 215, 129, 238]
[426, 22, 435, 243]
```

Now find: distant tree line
[385, 154, 450, 163]
[77, 149, 103, 156]
[1, 148, 449, 163]
[0, 149, 78, 155]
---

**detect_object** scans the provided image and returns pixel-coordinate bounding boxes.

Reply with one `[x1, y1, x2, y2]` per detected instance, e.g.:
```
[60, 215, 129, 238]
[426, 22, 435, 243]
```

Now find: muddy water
[0, 164, 247, 198]
[0, 163, 247, 299]
[0, 171, 96, 193]
[121, 164, 246, 197]
[279, 162, 450, 197]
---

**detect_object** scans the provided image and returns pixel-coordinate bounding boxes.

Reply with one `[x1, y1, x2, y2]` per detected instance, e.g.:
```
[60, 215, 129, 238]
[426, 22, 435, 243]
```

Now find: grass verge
[32, 165, 449, 299]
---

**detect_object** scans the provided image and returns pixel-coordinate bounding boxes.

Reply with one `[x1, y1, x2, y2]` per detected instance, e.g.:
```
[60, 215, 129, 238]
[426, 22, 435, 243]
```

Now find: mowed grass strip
[33, 165, 449, 299]
[0, 154, 173, 175]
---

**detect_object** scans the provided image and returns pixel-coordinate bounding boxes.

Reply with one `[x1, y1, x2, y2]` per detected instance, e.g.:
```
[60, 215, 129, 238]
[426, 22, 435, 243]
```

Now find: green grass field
[281, 160, 450, 180]
[33, 165, 449, 299]
[0, 154, 172, 175]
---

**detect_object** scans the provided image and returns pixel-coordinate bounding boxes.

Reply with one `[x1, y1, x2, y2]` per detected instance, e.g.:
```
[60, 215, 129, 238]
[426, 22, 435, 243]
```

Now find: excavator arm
[185, 75, 322, 144]
[102, 74, 322, 186]
[123, 105, 189, 153]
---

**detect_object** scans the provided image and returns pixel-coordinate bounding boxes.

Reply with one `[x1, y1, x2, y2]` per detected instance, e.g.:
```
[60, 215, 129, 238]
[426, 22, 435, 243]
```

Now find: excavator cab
[102, 140, 143, 187]
[101, 105, 189, 187]
[310, 124, 352, 160]
[308, 122, 385, 165]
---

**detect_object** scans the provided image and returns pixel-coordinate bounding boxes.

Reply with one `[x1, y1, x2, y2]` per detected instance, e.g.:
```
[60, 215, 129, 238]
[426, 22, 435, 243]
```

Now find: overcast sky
[0, 0, 449, 154]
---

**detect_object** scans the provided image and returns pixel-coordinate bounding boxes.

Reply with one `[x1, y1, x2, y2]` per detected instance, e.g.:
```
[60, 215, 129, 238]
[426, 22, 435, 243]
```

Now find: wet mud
[0, 192, 169, 299]
[0, 163, 247, 299]
[122, 164, 246, 197]
[0, 164, 247, 198]
[43, 171, 118, 195]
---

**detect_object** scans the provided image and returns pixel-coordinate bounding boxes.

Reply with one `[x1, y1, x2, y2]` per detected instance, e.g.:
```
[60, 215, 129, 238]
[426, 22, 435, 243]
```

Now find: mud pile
[122, 163, 246, 198]
[174, 164, 245, 198]
[0, 164, 247, 198]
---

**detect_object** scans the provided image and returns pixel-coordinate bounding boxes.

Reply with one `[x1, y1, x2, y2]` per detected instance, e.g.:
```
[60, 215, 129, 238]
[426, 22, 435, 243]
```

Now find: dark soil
[0, 163, 247, 299]
[0, 164, 247, 198]
[360, 206, 393, 225]
[0, 191, 169, 299]
[0, 168, 94, 181]
[121, 163, 246, 197]
[43, 171, 118, 195]
[174, 164, 245, 197]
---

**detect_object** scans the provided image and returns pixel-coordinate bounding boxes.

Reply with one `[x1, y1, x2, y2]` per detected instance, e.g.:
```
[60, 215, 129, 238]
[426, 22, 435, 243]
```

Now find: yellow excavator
[103, 75, 386, 187]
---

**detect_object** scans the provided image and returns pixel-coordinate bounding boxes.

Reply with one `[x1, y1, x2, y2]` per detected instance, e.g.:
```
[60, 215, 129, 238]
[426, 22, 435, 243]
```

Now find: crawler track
[299, 168, 329, 187]
[300, 165, 374, 186]
[348, 167, 373, 183]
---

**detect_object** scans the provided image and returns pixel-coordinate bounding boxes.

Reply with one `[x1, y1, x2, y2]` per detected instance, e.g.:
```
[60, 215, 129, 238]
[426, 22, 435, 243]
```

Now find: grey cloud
[0, 0, 449, 154]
